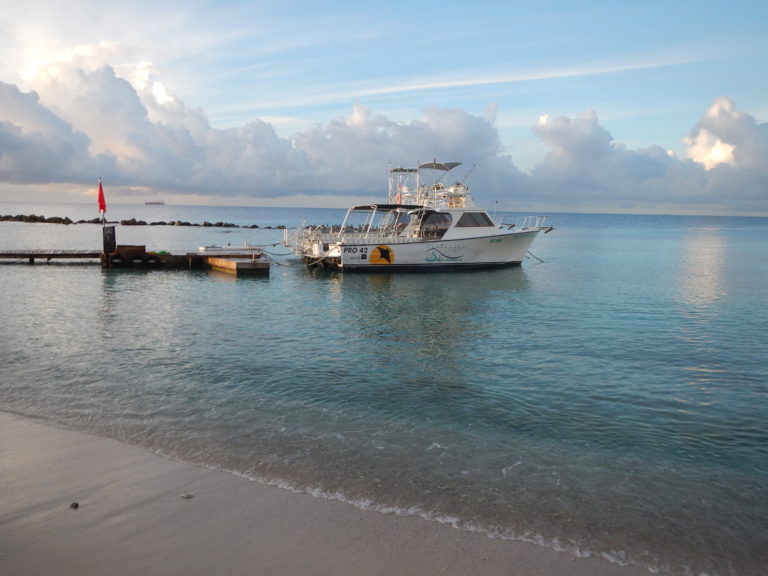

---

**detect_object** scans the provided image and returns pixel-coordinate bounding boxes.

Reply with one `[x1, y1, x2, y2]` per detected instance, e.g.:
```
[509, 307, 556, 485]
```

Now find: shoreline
[0, 411, 649, 576]
[0, 213, 283, 229]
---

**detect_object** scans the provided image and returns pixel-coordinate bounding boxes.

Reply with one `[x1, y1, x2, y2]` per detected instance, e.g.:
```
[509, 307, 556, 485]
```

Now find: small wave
[501, 461, 523, 475]
[195, 461, 667, 574]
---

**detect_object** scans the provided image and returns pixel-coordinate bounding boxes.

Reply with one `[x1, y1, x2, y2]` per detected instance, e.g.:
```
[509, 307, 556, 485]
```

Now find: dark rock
[45, 216, 73, 225]
[0, 213, 286, 230]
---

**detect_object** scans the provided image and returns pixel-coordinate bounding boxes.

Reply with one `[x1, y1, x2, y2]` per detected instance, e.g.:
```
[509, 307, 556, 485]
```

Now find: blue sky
[1, 0, 767, 214]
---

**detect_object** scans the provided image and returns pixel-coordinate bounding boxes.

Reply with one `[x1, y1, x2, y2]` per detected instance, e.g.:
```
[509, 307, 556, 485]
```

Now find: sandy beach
[0, 411, 649, 576]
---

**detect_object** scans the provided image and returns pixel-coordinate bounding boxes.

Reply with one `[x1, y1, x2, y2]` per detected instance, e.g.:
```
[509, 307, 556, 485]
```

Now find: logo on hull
[370, 245, 394, 264]
[425, 247, 464, 263]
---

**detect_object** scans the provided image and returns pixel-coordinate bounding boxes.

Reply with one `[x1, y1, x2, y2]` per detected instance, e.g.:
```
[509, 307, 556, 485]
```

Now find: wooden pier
[0, 249, 101, 264]
[0, 223, 269, 276]
[0, 246, 269, 276]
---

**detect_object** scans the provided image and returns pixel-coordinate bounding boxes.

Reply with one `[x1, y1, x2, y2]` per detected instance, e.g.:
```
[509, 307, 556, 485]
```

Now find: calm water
[1, 203, 767, 575]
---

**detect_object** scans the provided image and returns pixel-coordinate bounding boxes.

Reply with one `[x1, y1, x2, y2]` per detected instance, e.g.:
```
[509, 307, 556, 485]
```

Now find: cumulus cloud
[534, 110, 613, 168]
[0, 48, 766, 214]
[0, 82, 115, 183]
[293, 103, 514, 194]
[527, 100, 767, 213]
[529, 109, 679, 209]
[678, 98, 768, 208]
[1, 51, 521, 200]
[685, 97, 768, 170]
[4, 51, 315, 194]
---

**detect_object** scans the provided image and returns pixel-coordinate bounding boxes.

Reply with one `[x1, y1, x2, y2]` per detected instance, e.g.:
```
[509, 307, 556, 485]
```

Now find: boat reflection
[320, 267, 531, 368]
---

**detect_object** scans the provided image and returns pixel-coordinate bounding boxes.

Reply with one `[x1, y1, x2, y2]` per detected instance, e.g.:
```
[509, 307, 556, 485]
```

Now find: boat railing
[283, 224, 307, 249]
[508, 215, 549, 231]
[285, 223, 335, 250]
[288, 215, 550, 253]
[296, 224, 421, 246]
[339, 233, 416, 245]
[283, 226, 294, 248]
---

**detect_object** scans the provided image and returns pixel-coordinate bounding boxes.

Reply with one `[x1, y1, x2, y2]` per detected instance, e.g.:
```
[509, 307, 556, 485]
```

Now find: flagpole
[97, 178, 115, 267]
[97, 178, 106, 227]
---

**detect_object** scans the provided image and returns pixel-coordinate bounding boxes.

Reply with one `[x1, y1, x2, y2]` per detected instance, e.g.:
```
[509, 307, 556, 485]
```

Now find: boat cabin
[336, 203, 500, 243]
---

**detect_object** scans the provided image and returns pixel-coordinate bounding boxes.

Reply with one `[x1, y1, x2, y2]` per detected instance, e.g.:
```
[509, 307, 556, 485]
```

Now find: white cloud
[533, 109, 613, 169]
[685, 97, 768, 171]
[686, 129, 734, 170]
[0, 82, 114, 183]
[290, 102, 521, 198]
[525, 100, 768, 214]
[0, 46, 766, 215]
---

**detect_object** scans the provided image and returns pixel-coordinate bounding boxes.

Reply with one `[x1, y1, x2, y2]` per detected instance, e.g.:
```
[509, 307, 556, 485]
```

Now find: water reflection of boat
[284, 161, 552, 271]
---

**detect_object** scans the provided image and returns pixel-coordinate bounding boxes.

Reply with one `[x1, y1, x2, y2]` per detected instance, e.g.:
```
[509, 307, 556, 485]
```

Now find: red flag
[97, 179, 107, 214]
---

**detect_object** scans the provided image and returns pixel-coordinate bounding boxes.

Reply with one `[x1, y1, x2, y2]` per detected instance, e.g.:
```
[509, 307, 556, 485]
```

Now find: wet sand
[0, 411, 649, 575]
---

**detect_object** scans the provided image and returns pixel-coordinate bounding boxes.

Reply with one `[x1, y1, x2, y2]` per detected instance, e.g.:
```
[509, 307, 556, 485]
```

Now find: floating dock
[204, 256, 269, 275]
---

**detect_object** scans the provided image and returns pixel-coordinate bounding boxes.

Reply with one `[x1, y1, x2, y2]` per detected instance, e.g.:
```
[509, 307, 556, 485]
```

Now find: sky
[1, 0, 767, 215]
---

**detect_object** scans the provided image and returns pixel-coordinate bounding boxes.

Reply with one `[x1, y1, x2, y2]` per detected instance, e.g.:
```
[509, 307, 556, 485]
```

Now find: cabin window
[419, 212, 452, 239]
[456, 212, 495, 227]
[422, 212, 452, 228]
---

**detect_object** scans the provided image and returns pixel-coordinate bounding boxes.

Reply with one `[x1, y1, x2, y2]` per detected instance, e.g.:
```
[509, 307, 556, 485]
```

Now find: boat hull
[306, 230, 541, 271]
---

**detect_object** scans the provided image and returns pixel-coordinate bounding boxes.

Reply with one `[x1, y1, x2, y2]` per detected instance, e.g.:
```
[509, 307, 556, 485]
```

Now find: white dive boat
[284, 161, 552, 271]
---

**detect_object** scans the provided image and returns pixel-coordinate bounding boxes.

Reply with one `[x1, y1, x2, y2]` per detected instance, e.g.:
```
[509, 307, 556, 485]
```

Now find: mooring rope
[526, 251, 544, 263]
[260, 248, 295, 257]
[261, 251, 331, 268]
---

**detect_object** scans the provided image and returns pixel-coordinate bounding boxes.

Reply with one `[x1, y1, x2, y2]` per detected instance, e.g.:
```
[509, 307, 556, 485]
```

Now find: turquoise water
[1, 204, 767, 575]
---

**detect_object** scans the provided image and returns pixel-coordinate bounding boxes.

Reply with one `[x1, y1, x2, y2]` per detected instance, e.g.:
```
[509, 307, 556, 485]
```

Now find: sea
[1, 202, 766, 576]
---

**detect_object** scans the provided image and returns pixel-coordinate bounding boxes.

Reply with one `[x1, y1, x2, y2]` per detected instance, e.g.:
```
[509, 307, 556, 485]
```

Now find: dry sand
[0, 411, 649, 575]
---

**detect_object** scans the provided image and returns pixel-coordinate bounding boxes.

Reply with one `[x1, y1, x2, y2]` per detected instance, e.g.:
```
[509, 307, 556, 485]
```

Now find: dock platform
[204, 256, 270, 275]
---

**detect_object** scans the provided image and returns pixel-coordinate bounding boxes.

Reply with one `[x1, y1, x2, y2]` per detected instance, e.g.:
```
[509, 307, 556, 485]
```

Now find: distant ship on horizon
[145, 201, 165, 205]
